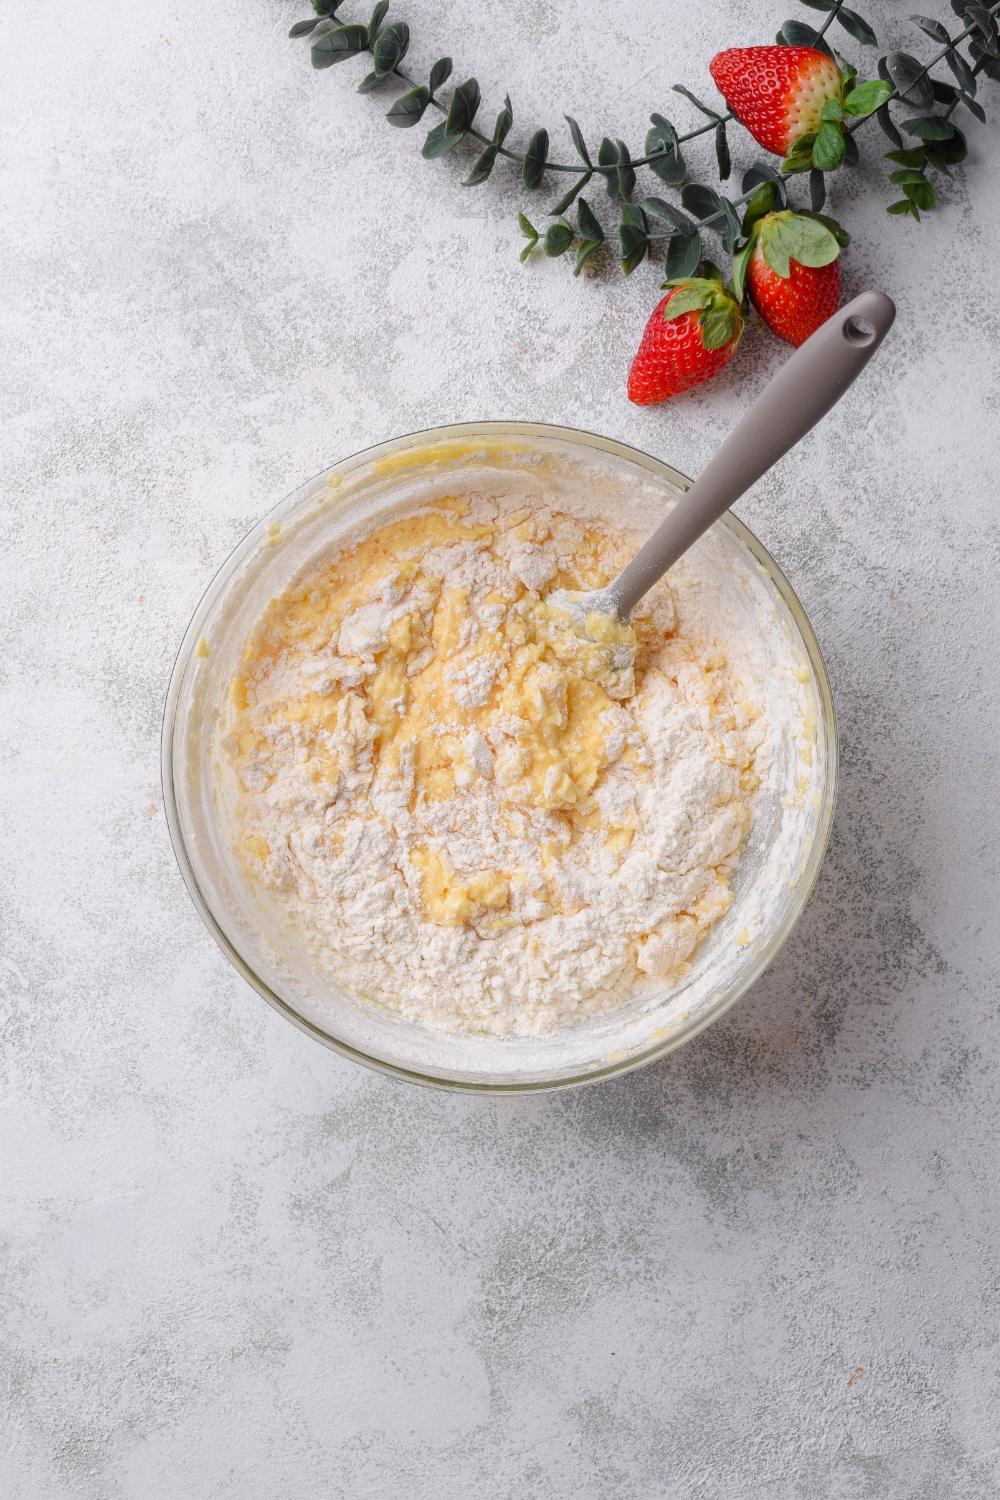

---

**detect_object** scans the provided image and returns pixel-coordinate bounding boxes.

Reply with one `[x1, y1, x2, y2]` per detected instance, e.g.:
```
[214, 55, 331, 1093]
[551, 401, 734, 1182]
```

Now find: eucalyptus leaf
[743, 161, 787, 207]
[358, 70, 390, 92]
[925, 124, 967, 166]
[493, 96, 513, 147]
[619, 214, 650, 276]
[312, 0, 343, 14]
[367, 0, 388, 41]
[910, 14, 951, 43]
[715, 122, 731, 181]
[544, 219, 574, 257]
[671, 84, 721, 120]
[523, 129, 549, 190]
[565, 116, 592, 168]
[548, 171, 592, 217]
[597, 138, 635, 201]
[960, 92, 987, 122]
[836, 6, 878, 46]
[666, 231, 702, 279]
[422, 120, 466, 158]
[646, 116, 685, 185]
[312, 24, 369, 67]
[643, 198, 696, 236]
[946, 46, 977, 94]
[876, 103, 903, 146]
[428, 57, 453, 94]
[885, 147, 927, 167]
[776, 19, 835, 56]
[464, 145, 498, 186]
[843, 130, 860, 167]
[810, 168, 826, 212]
[445, 78, 481, 136]
[574, 239, 602, 276]
[576, 197, 604, 241]
[883, 52, 935, 107]
[386, 86, 430, 126]
[932, 78, 958, 103]
[968, 35, 1000, 81]
[289, 19, 320, 38]
[901, 115, 955, 139]
[967, 5, 1000, 55]
[372, 21, 409, 76]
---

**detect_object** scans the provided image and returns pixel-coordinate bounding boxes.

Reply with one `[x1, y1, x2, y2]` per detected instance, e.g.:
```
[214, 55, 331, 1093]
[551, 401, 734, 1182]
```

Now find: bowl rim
[161, 419, 838, 1093]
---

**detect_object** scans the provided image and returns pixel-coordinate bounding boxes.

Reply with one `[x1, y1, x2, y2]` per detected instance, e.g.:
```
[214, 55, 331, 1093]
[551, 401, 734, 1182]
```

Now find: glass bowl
[161, 422, 836, 1093]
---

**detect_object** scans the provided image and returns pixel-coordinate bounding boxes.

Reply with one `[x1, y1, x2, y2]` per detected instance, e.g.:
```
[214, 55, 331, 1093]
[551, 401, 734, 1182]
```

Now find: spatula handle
[609, 290, 896, 618]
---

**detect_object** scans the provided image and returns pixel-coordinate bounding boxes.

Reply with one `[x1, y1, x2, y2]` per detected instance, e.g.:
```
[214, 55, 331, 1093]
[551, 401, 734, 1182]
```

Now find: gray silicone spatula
[552, 290, 896, 626]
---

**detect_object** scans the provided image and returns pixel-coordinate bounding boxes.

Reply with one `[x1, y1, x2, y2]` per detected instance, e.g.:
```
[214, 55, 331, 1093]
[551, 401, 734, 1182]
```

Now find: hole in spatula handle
[843, 315, 876, 344]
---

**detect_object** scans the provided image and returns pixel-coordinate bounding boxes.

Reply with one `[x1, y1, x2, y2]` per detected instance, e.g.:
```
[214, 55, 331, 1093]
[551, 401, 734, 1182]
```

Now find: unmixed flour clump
[222, 492, 765, 1035]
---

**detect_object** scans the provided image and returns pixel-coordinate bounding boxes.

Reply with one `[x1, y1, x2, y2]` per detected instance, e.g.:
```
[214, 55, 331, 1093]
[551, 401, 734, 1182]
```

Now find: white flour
[223, 491, 765, 1036]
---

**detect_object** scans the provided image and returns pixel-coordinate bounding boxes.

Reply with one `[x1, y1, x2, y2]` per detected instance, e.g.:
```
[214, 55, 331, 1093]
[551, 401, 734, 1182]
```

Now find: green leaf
[464, 145, 499, 186]
[821, 98, 846, 122]
[885, 146, 926, 167]
[836, 6, 878, 46]
[776, 19, 836, 57]
[777, 213, 841, 267]
[888, 167, 927, 185]
[682, 184, 741, 252]
[597, 138, 636, 201]
[643, 198, 697, 236]
[367, 0, 389, 40]
[812, 121, 846, 170]
[883, 51, 934, 108]
[518, 212, 538, 238]
[519, 240, 538, 263]
[929, 124, 967, 163]
[289, 19, 320, 38]
[844, 79, 894, 116]
[715, 122, 731, 180]
[662, 286, 711, 319]
[887, 198, 920, 219]
[730, 238, 755, 303]
[372, 20, 409, 76]
[799, 209, 850, 246]
[493, 96, 513, 147]
[946, 47, 977, 95]
[903, 178, 937, 209]
[902, 115, 955, 140]
[782, 131, 818, 174]
[666, 232, 702, 279]
[646, 120, 685, 186]
[422, 120, 465, 158]
[548, 171, 592, 217]
[701, 306, 739, 350]
[523, 129, 549, 190]
[809, 168, 826, 213]
[544, 218, 574, 257]
[670, 85, 721, 120]
[743, 161, 787, 207]
[428, 57, 453, 95]
[312, 0, 343, 14]
[358, 70, 390, 93]
[576, 197, 604, 242]
[386, 86, 430, 126]
[619, 204, 650, 276]
[565, 116, 592, 168]
[910, 14, 950, 44]
[876, 103, 903, 147]
[574, 239, 602, 276]
[312, 24, 368, 67]
[741, 180, 775, 235]
[445, 78, 481, 135]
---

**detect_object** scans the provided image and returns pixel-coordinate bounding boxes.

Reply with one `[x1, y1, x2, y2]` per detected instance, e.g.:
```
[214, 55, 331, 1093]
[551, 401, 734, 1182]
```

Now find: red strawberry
[628, 274, 743, 404]
[733, 210, 845, 347]
[709, 46, 842, 157]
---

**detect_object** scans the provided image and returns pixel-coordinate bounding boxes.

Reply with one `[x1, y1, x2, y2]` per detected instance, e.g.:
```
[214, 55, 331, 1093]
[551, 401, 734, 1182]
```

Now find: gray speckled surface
[2, 1, 999, 1494]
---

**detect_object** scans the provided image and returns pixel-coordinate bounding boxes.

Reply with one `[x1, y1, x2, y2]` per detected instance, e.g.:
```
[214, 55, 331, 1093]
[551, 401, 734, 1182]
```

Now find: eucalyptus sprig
[287, 0, 999, 276]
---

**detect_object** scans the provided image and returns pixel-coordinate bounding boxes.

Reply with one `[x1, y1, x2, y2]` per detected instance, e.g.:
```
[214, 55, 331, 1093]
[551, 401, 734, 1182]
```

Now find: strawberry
[709, 46, 842, 157]
[628, 271, 743, 404]
[731, 209, 845, 348]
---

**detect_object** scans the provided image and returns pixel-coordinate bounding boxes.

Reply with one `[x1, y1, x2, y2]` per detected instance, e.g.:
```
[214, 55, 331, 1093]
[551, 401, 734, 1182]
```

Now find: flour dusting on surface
[221, 491, 766, 1035]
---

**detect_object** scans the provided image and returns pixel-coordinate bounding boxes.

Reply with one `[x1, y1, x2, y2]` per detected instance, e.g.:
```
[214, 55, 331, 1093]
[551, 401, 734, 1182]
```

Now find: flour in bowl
[222, 491, 765, 1035]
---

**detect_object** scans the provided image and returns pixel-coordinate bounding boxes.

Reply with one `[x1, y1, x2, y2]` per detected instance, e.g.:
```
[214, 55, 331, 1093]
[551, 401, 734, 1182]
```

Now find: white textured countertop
[3, 1, 999, 1494]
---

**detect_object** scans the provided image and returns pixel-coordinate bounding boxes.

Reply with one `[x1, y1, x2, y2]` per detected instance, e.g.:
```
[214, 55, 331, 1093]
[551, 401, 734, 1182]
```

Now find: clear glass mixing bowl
[161, 422, 836, 1093]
